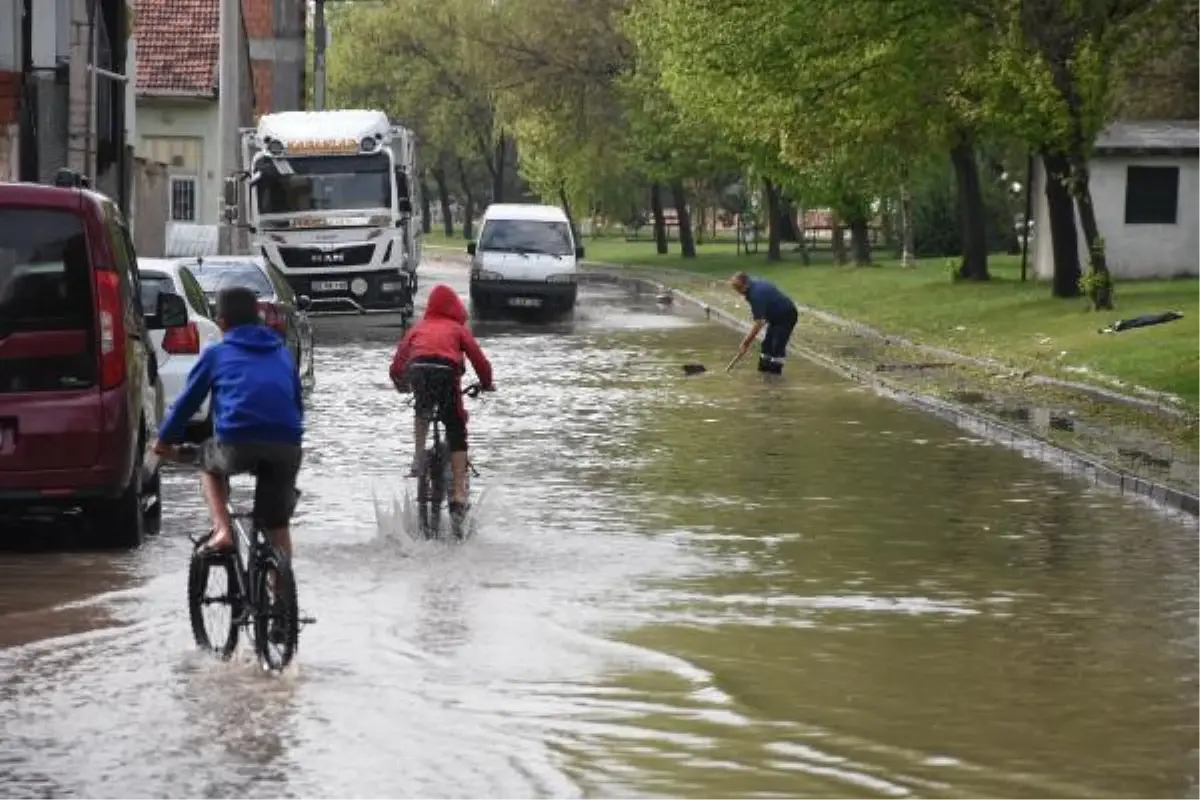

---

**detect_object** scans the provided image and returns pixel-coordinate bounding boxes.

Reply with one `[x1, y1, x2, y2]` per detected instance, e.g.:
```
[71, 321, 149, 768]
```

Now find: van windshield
[478, 219, 574, 256]
[0, 209, 93, 335]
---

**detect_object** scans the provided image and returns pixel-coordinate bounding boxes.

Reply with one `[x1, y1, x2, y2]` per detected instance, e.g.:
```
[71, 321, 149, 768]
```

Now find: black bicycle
[414, 382, 483, 540]
[164, 443, 313, 671]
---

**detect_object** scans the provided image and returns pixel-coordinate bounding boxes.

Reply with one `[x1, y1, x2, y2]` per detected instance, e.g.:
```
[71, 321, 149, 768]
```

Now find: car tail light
[257, 300, 287, 334]
[162, 321, 201, 354]
[94, 270, 126, 390]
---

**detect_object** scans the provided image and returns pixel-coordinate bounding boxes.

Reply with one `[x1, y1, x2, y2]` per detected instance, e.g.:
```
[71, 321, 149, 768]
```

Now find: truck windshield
[255, 153, 392, 214]
[478, 219, 574, 256]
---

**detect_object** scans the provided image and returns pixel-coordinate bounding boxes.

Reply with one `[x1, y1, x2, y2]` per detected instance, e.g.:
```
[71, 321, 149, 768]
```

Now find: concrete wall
[131, 155, 168, 257]
[1033, 154, 1200, 280]
[135, 98, 219, 225]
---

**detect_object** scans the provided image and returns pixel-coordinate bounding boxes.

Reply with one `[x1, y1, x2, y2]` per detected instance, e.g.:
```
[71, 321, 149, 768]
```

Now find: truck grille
[277, 244, 377, 270]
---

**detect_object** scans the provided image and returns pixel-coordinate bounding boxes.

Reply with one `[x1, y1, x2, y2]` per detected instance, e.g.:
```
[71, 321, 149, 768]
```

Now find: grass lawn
[422, 230, 1199, 407]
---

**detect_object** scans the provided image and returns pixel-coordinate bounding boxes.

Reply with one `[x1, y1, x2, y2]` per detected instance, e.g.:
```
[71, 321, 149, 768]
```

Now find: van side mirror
[575, 245, 585, 259]
[466, 241, 477, 256]
[150, 292, 189, 330]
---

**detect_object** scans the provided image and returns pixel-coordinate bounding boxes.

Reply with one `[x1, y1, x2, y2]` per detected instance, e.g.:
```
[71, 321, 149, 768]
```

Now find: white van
[467, 203, 583, 315]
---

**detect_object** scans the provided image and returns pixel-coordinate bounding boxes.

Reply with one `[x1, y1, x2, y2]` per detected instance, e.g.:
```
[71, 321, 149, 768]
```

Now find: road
[0, 259, 1195, 798]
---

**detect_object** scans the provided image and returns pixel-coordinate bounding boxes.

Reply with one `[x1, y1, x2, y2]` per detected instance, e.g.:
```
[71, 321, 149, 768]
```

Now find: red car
[0, 172, 191, 548]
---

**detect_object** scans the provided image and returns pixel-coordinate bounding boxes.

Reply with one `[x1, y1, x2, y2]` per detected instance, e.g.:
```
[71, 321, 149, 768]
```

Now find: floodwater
[0, 260, 1195, 799]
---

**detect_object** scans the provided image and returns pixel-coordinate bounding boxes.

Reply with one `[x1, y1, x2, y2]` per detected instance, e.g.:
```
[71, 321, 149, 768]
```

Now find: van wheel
[92, 475, 146, 549]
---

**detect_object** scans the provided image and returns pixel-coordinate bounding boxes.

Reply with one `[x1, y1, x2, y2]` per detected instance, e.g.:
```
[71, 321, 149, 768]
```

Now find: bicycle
[411, 382, 484, 540]
[158, 443, 314, 671]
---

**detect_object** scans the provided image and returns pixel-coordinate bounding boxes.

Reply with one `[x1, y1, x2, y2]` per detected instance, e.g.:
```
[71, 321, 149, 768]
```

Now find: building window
[1124, 165, 1179, 225]
[170, 176, 198, 222]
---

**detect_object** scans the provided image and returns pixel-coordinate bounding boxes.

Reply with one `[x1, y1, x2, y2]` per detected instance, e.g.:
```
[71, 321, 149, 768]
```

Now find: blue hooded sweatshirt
[157, 324, 304, 445]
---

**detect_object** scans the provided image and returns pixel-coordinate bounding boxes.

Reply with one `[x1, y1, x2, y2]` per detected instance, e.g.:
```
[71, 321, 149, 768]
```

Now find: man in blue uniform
[729, 271, 799, 374]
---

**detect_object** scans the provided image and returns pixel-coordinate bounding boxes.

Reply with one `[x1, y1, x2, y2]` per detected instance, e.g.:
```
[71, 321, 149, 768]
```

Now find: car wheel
[142, 465, 162, 535]
[91, 471, 145, 549]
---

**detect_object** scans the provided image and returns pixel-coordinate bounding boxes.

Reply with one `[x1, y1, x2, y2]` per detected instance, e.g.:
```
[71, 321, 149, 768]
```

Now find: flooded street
[0, 259, 1196, 799]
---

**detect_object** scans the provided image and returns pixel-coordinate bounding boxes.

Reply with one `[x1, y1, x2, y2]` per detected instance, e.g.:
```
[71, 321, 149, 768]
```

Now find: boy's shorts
[200, 440, 303, 528]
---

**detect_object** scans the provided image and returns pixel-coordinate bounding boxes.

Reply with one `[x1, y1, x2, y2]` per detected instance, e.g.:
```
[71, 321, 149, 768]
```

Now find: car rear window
[0, 208, 94, 334]
[190, 261, 274, 299]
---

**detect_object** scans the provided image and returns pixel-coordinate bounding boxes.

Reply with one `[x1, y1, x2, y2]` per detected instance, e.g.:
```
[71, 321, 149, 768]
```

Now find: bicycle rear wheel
[188, 548, 241, 659]
[253, 547, 299, 671]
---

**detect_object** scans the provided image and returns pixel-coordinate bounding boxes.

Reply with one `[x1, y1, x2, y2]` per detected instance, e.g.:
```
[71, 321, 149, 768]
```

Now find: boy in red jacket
[389, 284, 494, 513]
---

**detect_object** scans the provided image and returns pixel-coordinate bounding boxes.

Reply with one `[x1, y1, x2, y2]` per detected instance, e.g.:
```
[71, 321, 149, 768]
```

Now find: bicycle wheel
[187, 549, 241, 659]
[253, 547, 299, 671]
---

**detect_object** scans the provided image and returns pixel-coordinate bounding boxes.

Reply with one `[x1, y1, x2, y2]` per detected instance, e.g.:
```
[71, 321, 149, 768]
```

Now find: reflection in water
[0, 262, 1194, 798]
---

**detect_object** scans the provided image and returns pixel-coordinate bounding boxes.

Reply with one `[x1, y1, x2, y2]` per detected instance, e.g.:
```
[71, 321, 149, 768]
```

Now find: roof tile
[134, 0, 219, 95]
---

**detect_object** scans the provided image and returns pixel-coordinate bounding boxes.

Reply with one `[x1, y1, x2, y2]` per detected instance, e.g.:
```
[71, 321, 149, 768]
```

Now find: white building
[133, 0, 255, 254]
[1031, 120, 1199, 280]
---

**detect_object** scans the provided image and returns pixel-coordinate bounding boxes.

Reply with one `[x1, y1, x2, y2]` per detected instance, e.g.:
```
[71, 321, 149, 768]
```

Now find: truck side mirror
[466, 241, 477, 256]
[398, 197, 412, 214]
[575, 245, 585, 259]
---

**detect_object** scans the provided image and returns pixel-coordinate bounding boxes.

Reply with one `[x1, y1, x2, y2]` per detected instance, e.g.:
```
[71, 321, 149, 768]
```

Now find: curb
[579, 268, 1200, 520]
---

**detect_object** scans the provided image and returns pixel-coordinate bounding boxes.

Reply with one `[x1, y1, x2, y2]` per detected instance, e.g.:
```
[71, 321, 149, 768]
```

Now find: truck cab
[227, 110, 422, 323]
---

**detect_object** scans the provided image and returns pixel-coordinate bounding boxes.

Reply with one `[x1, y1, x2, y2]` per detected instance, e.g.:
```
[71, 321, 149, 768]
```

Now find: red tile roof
[134, 0, 219, 95]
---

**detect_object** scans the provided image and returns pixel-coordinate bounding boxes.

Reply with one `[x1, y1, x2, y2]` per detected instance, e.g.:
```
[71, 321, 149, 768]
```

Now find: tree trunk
[457, 158, 475, 240]
[558, 185, 580, 243]
[650, 183, 669, 254]
[1062, 95, 1114, 309]
[848, 215, 872, 266]
[1041, 150, 1082, 298]
[899, 181, 915, 267]
[418, 170, 433, 235]
[794, 203, 810, 265]
[831, 217, 847, 265]
[764, 179, 782, 262]
[432, 164, 454, 237]
[492, 133, 507, 204]
[670, 180, 696, 258]
[949, 132, 990, 280]
[1067, 154, 1114, 309]
[696, 204, 707, 244]
[777, 197, 799, 242]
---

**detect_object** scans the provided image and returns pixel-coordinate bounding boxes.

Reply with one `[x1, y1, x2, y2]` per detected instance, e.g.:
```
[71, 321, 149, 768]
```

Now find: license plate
[381, 282, 405, 292]
[311, 280, 348, 292]
[508, 297, 542, 308]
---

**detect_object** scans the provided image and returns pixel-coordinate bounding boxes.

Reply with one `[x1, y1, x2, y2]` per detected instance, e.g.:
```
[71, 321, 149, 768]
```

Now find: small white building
[1031, 120, 1199, 280]
[133, 0, 255, 252]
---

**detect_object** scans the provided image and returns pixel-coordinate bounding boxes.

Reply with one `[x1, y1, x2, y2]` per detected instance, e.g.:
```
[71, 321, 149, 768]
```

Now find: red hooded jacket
[389, 284, 494, 403]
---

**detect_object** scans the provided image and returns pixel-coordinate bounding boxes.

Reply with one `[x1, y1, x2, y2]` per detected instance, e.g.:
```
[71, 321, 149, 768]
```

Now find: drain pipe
[84, 0, 97, 180]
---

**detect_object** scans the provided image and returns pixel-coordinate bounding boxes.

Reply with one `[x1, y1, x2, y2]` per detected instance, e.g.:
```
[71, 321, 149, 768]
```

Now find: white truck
[223, 109, 422, 322]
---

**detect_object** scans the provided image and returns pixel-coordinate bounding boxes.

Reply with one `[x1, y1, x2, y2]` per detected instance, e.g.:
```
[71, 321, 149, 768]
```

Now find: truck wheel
[92, 474, 146, 550]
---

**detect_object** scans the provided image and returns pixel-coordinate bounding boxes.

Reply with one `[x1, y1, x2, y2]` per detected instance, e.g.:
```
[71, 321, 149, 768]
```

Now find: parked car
[467, 203, 583, 317]
[180, 256, 315, 385]
[0, 172, 189, 548]
[137, 258, 223, 439]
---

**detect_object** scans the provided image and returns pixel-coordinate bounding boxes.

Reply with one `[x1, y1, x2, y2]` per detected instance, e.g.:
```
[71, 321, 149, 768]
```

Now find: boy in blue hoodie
[152, 286, 304, 557]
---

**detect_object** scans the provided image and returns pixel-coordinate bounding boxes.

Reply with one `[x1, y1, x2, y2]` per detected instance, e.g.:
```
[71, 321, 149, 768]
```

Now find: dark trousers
[759, 305, 798, 374]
